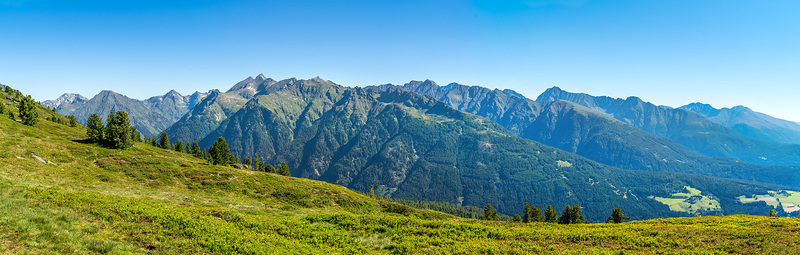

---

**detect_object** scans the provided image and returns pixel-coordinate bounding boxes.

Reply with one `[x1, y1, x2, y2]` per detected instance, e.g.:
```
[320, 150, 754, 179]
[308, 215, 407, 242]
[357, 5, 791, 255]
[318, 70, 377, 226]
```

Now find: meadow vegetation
[2, 87, 800, 254]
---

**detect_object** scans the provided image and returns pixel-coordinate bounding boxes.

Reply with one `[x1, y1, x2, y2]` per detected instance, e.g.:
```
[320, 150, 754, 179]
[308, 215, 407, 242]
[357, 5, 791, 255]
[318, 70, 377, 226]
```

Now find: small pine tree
[523, 203, 533, 223]
[7, 110, 14, 120]
[0, 102, 5, 114]
[159, 132, 170, 150]
[130, 126, 143, 143]
[151, 136, 157, 147]
[532, 204, 543, 222]
[243, 157, 251, 165]
[484, 204, 498, 221]
[770, 209, 778, 217]
[370, 185, 375, 198]
[544, 205, 558, 223]
[175, 140, 184, 153]
[185, 143, 190, 154]
[191, 141, 203, 158]
[208, 137, 234, 165]
[86, 113, 104, 141]
[606, 208, 631, 223]
[569, 204, 587, 224]
[257, 161, 266, 172]
[559, 205, 572, 224]
[18, 96, 39, 126]
[67, 115, 77, 127]
[252, 155, 261, 171]
[513, 214, 522, 222]
[265, 164, 275, 173]
[106, 111, 132, 148]
[277, 162, 290, 176]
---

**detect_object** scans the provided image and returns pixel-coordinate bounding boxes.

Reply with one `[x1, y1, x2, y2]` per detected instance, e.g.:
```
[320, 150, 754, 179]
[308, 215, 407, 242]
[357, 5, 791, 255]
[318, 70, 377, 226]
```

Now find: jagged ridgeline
[182, 76, 780, 221]
[371, 81, 800, 188]
[536, 87, 800, 166]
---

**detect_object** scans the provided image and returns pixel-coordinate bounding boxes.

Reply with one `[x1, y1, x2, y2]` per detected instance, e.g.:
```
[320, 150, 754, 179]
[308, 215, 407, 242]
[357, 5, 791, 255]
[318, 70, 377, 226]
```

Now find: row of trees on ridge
[484, 203, 630, 224]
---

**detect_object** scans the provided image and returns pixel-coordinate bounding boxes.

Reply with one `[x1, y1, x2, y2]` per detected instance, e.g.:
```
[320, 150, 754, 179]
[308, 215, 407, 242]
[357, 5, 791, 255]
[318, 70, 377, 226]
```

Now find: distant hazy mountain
[189, 75, 784, 220]
[47, 89, 209, 138]
[42, 93, 89, 115]
[537, 87, 800, 166]
[370, 81, 800, 187]
[680, 103, 800, 145]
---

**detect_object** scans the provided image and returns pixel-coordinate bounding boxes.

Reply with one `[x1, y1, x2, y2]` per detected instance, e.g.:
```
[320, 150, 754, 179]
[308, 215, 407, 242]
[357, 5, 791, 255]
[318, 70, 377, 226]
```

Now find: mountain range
[38, 75, 800, 219]
[680, 103, 800, 145]
[44, 89, 210, 137]
[371, 81, 800, 188]
[536, 87, 800, 166]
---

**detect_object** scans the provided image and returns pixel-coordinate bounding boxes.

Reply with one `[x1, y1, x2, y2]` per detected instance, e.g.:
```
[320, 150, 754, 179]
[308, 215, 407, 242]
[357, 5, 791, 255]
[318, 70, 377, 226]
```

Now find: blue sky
[2, 0, 799, 120]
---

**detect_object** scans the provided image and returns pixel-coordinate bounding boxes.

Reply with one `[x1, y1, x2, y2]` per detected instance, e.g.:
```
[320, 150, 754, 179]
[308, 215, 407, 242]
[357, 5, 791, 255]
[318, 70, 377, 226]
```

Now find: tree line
[484, 203, 630, 224]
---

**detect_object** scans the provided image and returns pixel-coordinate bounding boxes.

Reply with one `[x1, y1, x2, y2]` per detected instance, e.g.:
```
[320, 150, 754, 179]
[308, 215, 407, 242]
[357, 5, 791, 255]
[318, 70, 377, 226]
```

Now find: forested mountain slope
[371, 81, 800, 188]
[537, 86, 800, 166]
[196, 77, 786, 220]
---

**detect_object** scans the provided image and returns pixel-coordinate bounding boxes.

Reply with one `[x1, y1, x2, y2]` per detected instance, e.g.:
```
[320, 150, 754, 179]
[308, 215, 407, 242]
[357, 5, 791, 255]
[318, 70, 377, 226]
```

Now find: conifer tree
[252, 155, 261, 171]
[86, 113, 104, 141]
[277, 162, 290, 176]
[191, 141, 203, 158]
[559, 205, 572, 224]
[185, 143, 190, 154]
[208, 137, 234, 165]
[523, 203, 533, 223]
[257, 161, 266, 172]
[243, 157, 251, 165]
[484, 204, 498, 221]
[175, 140, 184, 153]
[18, 96, 39, 126]
[544, 205, 558, 223]
[104, 113, 115, 142]
[67, 115, 77, 127]
[769, 209, 777, 217]
[606, 208, 631, 223]
[151, 136, 157, 147]
[159, 132, 170, 150]
[0, 102, 5, 114]
[130, 126, 143, 143]
[370, 185, 375, 198]
[105, 111, 132, 149]
[513, 214, 522, 222]
[7, 110, 14, 120]
[265, 164, 275, 173]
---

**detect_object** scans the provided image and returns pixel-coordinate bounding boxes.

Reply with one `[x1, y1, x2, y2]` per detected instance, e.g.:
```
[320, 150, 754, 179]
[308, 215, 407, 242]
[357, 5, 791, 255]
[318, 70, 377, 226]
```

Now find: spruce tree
[86, 113, 104, 141]
[257, 162, 266, 172]
[484, 204, 498, 221]
[175, 140, 184, 153]
[0, 102, 5, 114]
[513, 214, 522, 222]
[531, 204, 543, 222]
[151, 136, 157, 146]
[559, 205, 572, 224]
[243, 157, 251, 165]
[208, 137, 234, 165]
[18, 96, 39, 126]
[7, 110, 14, 120]
[106, 111, 132, 149]
[130, 126, 142, 143]
[265, 164, 275, 173]
[370, 185, 375, 198]
[191, 141, 203, 158]
[544, 205, 558, 223]
[252, 155, 261, 171]
[568, 204, 587, 224]
[185, 143, 190, 154]
[523, 203, 533, 223]
[104, 112, 115, 143]
[159, 132, 170, 150]
[277, 162, 290, 176]
[606, 208, 631, 223]
[769, 209, 777, 217]
[67, 115, 77, 127]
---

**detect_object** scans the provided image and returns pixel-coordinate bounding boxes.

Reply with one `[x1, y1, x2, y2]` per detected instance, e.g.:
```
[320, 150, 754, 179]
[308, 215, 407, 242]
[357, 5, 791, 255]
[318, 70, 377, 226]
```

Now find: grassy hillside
[2, 89, 800, 254]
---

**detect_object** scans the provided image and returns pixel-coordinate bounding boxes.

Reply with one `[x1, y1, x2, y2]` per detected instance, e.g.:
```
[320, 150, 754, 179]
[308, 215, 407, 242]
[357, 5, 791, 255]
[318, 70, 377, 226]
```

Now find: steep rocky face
[164, 75, 296, 144]
[537, 87, 800, 166]
[681, 103, 800, 145]
[43, 93, 90, 116]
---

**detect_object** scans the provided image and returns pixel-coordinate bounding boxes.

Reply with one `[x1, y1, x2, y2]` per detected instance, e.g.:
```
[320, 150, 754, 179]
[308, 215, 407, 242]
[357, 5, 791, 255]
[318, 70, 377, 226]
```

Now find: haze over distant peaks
[681, 102, 800, 145]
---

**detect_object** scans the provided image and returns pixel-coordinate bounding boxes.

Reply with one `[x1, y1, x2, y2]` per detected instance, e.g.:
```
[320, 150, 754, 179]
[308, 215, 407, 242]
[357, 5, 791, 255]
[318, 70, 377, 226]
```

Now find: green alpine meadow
[2, 81, 800, 254]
